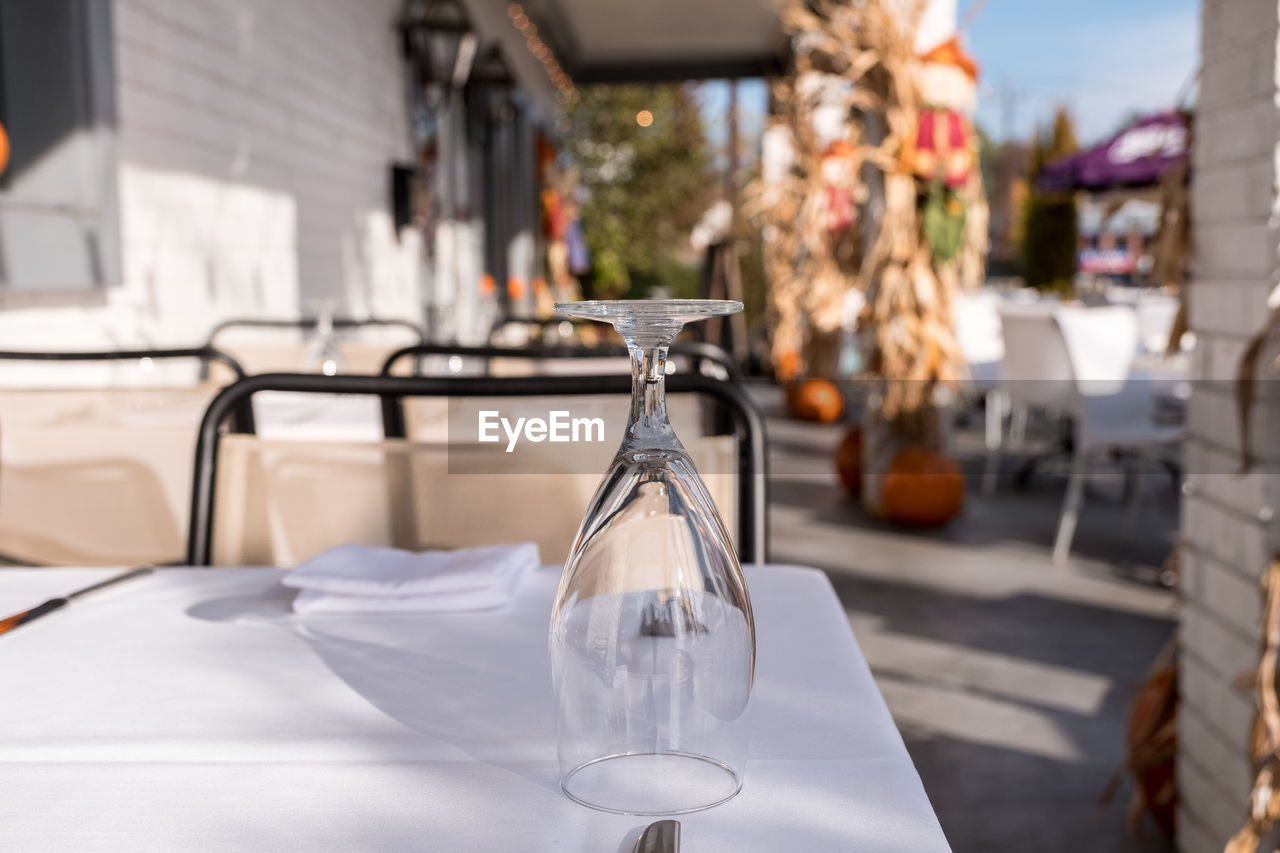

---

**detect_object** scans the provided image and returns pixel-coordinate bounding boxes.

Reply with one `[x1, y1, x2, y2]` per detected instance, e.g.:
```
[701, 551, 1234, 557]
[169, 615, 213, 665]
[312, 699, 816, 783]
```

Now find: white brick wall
[0, 0, 423, 347]
[1179, 1, 1280, 850]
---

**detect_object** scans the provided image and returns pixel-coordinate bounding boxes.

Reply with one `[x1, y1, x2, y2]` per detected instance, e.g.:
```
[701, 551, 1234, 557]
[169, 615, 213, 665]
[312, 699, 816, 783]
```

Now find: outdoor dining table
[0, 563, 949, 852]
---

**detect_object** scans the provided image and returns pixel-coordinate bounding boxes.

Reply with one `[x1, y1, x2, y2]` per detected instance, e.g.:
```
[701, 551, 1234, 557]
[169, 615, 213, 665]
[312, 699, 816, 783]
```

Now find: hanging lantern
[399, 0, 477, 88]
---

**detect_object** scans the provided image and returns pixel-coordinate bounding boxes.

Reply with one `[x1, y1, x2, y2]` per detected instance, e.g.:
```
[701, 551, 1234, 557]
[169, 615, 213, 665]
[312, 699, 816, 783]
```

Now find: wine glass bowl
[548, 299, 755, 815]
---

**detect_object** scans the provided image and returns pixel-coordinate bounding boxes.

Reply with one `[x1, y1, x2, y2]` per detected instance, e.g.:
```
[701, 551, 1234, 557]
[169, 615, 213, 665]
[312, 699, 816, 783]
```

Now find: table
[0, 565, 949, 852]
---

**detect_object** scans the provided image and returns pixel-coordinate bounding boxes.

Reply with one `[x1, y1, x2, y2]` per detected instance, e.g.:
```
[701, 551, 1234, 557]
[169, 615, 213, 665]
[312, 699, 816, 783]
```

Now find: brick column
[1178, 1, 1280, 851]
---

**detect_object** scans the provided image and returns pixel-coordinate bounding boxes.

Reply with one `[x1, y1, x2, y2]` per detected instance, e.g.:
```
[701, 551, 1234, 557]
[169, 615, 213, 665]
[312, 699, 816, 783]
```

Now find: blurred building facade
[0, 0, 804, 349]
[0, 0, 417, 346]
[0, 0, 566, 348]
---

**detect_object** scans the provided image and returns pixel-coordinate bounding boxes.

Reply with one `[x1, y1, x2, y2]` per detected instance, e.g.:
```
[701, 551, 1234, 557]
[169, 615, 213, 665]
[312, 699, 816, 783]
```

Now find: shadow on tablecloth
[187, 584, 560, 794]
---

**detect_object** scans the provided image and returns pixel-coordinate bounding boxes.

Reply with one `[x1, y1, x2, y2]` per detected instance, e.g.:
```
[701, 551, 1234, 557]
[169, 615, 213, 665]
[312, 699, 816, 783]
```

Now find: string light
[506, 3, 576, 100]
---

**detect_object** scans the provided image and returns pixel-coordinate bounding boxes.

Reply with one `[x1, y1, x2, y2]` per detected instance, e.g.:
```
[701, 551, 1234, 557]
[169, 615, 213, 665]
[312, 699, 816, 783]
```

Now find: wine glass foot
[560, 751, 744, 816]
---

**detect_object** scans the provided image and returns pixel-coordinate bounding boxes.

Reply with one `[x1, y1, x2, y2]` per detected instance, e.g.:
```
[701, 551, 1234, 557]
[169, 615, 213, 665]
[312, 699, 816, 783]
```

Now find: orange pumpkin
[881, 447, 964, 527]
[787, 379, 844, 423]
[0, 123, 8, 176]
[833, 426, 863, 497]
[776, 350, 802, 382]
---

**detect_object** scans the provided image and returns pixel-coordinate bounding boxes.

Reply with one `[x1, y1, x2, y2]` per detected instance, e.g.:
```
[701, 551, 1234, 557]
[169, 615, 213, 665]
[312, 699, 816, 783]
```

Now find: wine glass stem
[625, 342, 675, 447]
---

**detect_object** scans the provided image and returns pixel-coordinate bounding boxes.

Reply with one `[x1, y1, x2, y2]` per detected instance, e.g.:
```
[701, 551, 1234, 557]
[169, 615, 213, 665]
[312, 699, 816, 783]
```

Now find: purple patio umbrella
[1038, 111, 1191, 192]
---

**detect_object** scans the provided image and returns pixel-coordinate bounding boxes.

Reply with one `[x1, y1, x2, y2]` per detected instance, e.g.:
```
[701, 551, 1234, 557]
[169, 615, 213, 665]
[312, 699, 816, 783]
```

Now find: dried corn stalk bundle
[1234, 300, 1280, 474]
[1227, 555, 1280, 853]
[958, 171, 989, 292]
[1098, 634, 1177, 838]
[751, 75, 818, 379]
[751, 68, 866, 375]
[757, 0, 972, 423]
[1150, 153, 1192, 356]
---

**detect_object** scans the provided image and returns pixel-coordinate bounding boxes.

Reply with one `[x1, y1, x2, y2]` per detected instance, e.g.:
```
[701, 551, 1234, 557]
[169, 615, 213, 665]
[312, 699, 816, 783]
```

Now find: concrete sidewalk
[761, 389, 1178, 853]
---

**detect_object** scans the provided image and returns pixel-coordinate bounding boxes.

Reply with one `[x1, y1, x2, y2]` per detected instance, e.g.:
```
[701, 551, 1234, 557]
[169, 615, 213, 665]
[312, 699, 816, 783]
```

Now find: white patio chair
[1103, 283, 1142, 305]
[954, 290, 1006, 494]
[956, 289, 1005, 388]
[995, 303, 1182, 564]
[982, 301, 1060, 492]
[1133, 293, 1181, 355]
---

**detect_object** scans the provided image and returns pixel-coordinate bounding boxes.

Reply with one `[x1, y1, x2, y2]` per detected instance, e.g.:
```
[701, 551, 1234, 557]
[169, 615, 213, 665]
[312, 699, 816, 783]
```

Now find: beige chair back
[401, 392, 708, 445]
[210, 433, 738, 567]
[0, 384, 221, 565]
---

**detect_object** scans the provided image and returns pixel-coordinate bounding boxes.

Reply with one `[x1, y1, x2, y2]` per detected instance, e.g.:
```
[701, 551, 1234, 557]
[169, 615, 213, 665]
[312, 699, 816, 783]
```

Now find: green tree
[566, 84, 713, 299]
[1048, 107, 1078, 159]
[1021, 107, 1079, 291]
[1026, 121, 1046, 176]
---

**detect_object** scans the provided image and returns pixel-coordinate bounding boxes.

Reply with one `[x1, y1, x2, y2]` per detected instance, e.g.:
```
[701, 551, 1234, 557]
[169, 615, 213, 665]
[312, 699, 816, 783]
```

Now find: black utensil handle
[0, 597, 69, 636]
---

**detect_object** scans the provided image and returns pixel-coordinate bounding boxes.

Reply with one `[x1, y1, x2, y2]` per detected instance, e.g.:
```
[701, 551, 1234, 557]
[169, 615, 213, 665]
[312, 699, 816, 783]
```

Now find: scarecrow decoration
[757, 0, 988, 521]
[906, 38, 981, 269]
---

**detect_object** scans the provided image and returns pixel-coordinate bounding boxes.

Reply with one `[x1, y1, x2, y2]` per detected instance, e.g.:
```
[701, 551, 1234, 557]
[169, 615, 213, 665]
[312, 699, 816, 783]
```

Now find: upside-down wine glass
[548, 299, 755, 815]
[301, 299, 344, 376]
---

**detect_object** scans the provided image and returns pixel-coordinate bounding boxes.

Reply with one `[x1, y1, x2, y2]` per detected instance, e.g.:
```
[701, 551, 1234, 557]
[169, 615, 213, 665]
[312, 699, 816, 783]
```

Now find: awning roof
[1038, 111, 1191, 194]
[531, 0, 787, 81]
[465, 0, 787, 103]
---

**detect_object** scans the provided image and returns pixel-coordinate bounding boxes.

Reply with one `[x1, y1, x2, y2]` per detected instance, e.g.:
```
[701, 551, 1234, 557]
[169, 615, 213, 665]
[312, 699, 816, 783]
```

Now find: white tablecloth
[0, 565, 949, 852]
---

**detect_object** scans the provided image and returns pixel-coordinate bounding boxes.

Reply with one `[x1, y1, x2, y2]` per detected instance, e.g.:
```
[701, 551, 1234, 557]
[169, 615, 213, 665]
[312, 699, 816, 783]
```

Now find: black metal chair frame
[495, 315, 590, 331]
[186, 372, 768, 566]
[200, 316, 425, 381]
[379, 341, 737, 379]
[379, 342, 739, 438]
[0, 346, 255, 432]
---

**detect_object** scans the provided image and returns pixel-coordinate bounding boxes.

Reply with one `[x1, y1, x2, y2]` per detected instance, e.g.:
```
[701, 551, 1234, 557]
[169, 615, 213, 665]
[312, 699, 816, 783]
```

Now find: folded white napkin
[283, 543, 540, 614]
